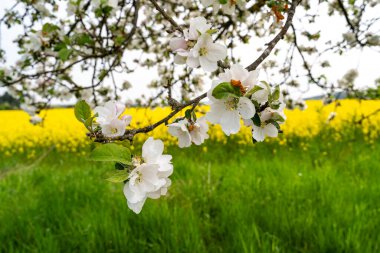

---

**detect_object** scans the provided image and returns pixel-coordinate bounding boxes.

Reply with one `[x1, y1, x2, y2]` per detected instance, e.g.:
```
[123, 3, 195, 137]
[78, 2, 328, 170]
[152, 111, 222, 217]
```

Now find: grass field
[1, 136, 380, 253]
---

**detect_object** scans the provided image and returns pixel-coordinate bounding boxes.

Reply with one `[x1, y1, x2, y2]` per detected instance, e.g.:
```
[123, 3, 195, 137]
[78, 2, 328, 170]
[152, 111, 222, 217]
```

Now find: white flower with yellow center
[123, 137, 173, 214]
[187, 34, 227, 72]
[170, 17, 227, 72]
[94, 100, 132, 138]
[206, 64, 259, 135]
[168, 117, 209, 148]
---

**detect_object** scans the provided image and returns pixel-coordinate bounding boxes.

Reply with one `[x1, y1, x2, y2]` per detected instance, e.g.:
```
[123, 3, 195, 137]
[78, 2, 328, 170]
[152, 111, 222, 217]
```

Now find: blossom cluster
[124, 137, 173, 214]
[170, 17, 227, 72]
[93, 101, 132, 138]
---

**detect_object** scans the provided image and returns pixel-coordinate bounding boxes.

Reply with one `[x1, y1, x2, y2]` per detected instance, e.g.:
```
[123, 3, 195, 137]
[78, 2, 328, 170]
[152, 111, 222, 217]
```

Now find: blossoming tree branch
[1, 0, 379, 213]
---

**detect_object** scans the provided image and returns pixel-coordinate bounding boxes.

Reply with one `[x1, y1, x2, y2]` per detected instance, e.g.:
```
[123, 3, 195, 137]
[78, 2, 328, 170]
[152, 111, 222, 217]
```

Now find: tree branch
[246, 0, 300, 71]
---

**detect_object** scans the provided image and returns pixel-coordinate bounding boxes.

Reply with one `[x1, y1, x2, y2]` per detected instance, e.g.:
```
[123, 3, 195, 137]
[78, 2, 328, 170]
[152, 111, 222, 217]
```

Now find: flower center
[111, 127, 118, 134]
[224, 97, 238, 110]
[187, 124, 195, 132]
[132, 156, 144, 167]
[187, 40, 195, 48]
[135, 171, 143, 183]
[199, 47, 208, 56]
[231, 79, 246, 95]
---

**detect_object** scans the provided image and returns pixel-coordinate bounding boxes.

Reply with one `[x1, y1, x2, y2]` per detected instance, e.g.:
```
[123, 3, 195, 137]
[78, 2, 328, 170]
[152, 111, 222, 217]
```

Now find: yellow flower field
[0, 99, 379, 157]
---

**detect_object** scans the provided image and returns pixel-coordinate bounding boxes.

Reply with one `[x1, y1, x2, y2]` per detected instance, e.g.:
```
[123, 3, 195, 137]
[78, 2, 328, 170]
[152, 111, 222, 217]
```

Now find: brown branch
[246, 0, 300, 71]
[93, 92, 207, 142]
[147, 0, 183, 34]
[336, 0, 365, 47]
[291, 24, 327, 89]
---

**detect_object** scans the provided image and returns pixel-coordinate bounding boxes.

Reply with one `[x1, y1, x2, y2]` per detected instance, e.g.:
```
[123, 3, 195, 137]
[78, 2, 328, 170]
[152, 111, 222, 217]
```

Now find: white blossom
[94, 100, 132, 137]
[170, 17, 227, 72]
[30, 115, 43, 125]
[168, 117, 209, 148]
[187, 34, 227, 72]
[206, 64, 259, 135]
[123, 137, 173, 214]
[245, 104, 286, 142]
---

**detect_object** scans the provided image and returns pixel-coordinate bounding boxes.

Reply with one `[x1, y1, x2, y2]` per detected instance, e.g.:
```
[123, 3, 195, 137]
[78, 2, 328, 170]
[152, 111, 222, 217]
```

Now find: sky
[0, 1, 379, 104]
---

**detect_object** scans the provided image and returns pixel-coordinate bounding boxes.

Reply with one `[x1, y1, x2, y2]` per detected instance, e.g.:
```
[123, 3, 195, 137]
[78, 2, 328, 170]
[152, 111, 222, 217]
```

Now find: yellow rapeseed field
[0, 99, 379, 157]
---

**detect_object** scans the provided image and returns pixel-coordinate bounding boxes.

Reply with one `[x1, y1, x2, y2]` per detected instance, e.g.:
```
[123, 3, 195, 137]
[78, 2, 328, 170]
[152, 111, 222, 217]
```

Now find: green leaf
[212, 82, 241, 99]
[75, 33, 94, 46]
[42, 23, 59, 33]
[245, 85, 264, 97]
[219, 0, 228, 4]
[271, 113, 285, 122]
[251, 113, 261, 127]
[115, 162, 126, 170]
[84, 116, 95, 131]
[185, 109, 192, 120]
[90, 143, 132, 164]
[58, 48, 73, 62]
[104, 169, 129, 183]
[271, 86, 280, 101]
[268, 120, 281, 130]
[74, 100, 91, 123]
[206, 29, 218, 35]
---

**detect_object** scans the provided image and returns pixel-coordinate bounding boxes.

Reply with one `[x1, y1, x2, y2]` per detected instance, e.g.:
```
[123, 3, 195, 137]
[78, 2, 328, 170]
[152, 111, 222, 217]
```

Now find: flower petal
[142, 137, 164, 163]
[237, 97, 256, 119]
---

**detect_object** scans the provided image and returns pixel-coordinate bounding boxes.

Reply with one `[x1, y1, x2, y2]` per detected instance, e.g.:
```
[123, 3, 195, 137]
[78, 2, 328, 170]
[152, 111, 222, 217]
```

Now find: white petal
[243, 70, 259, 90]
[127, 198, 146, 214]
[142, 137, 164, 164]
[186, 55, 200, 68]
[252, 125, 265, 142]
[199, 56, 218, 72]
[121, 115, 132, 126]
[188, 17, 211, 40]
[237, 97, 256, 119]
[123, 182, 146, 204]
[101, 118, 126, 137]
[178, 131, 192, 148]
[251, 88, 269, 104]
[170, 37, 187, 51]
[206, 101, 225, 124]
[264, 124, 278, 138]
[205, 43, 227, 62]
[220, 110, 241, 135]
[230, 64, 248, 82]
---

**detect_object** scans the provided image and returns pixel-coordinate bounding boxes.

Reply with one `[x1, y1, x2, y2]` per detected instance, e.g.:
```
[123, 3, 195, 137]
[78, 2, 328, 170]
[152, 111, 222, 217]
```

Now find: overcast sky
[1, 1, 379, 104]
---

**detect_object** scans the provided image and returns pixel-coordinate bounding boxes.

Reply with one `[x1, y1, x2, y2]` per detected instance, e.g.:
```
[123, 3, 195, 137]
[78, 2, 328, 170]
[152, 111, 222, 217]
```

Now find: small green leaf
[219, 0, 228, 4]
[245, 85, 264, 97]
[74, 100, 91, 123]
[90, 143, 132, 164]
[104, 169, 129, 183]
[212, 82, 241, 99]
[84, 115, 96, 132]
[271, 86, 280, 101]
[192, 111, 197, 122]
[206, 29, 218, 35]
[185, 109, 192, 120]
[58, 48, 73, 62]
[251, 113, 261, 127]
[271, 113, 285, 122]
[42, 23, 59, 33]
[268, 120, 281, 130]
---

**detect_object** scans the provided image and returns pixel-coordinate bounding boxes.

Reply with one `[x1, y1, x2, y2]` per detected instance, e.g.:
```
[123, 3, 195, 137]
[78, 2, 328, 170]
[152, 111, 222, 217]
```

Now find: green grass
[0, 138, 380, 253]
